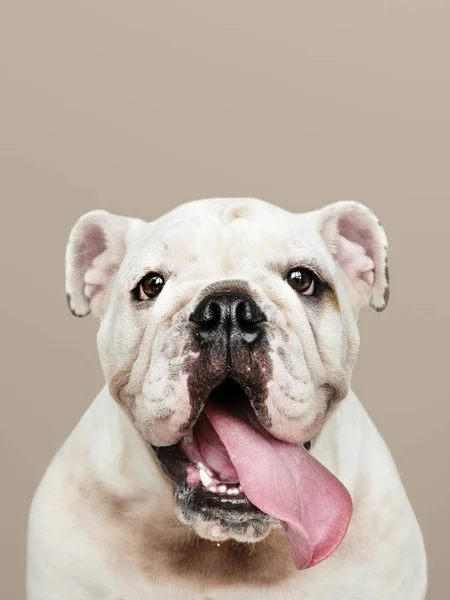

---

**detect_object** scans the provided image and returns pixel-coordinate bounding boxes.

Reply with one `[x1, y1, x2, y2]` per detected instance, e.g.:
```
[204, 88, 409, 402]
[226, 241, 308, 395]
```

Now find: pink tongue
[181, 413, 240, 482]
[202, 403, 353, 570]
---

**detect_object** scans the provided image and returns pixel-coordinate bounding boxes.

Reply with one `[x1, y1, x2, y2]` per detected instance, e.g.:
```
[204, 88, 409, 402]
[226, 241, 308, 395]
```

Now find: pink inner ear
[335, 235, 375, 288]
[72, 223, 112, 315]
[74, 224, 107, 285]
[338, 214, 377, 287]
[84, 251, 117, 302]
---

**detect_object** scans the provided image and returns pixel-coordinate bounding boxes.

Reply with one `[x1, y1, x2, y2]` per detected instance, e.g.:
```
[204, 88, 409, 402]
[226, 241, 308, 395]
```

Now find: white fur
[28, 198, 426, 599]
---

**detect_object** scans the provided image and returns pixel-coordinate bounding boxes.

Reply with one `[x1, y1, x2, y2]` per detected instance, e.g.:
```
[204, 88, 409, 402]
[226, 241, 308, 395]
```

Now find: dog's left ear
[65, 210, 143, 318]
[314, 201, 389, 312]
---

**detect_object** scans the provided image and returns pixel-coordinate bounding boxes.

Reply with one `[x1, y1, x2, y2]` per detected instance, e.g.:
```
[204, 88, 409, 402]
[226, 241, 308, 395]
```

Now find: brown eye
[138, 273, 165, 300]
[287, 268, 316, 296]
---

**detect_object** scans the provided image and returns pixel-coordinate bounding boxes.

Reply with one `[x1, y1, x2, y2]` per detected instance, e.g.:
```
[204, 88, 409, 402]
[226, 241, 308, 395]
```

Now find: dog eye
[287, 268, 316, 296]
[137, 273, 165, 300]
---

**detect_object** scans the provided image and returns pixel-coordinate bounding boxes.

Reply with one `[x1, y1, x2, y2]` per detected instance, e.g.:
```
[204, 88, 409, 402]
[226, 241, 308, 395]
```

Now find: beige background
[0, 1, 448, 598]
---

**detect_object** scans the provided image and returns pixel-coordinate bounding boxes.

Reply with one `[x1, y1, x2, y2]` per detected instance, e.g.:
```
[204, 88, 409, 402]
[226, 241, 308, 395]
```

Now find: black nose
[190, 292, 266, 346]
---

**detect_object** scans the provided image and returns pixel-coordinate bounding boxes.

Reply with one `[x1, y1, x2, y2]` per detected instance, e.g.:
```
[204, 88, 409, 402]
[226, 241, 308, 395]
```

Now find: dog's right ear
[65, 210, 142, 318]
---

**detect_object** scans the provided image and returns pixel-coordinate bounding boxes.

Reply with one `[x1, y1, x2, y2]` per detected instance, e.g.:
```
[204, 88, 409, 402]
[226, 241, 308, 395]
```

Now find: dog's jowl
[27, 199, 427, 600]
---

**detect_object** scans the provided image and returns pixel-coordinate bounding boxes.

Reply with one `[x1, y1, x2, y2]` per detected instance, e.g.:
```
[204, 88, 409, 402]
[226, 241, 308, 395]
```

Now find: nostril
[236, 301, 253, 324]
[190, 299, 222, 329]
[235, 300, 266, 329]
[201, 301, 221, 327]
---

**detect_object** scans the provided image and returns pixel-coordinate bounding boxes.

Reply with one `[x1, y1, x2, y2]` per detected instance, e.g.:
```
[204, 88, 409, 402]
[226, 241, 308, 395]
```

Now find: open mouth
[152, 378, 353, 570]
[153, 379, 271, 514]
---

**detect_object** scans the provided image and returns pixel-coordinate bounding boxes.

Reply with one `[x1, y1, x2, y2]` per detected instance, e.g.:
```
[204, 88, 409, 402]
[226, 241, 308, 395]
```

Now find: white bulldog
[27, 198, 427, 600]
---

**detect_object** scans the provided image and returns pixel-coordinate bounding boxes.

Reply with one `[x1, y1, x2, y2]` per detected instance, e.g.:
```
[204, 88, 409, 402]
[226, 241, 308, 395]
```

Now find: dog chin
[175, 483, 275, 543]
[189, 519, 274, 544]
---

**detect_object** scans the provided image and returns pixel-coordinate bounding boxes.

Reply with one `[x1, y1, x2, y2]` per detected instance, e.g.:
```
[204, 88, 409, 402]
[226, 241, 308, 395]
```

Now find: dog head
[65, 198, 388, 553]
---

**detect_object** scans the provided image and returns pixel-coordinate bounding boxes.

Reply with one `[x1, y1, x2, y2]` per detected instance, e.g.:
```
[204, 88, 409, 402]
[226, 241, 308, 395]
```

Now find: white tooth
[183, 431, 193, 444]
[231, 488, 240, 495]
[226, 488, 234, 496]
[218, 485, 227, 494]
[196, 462, 213, 476]
[238, 485, 243, 492]
[199, 469, 213, 487]
[208, 486, 217, 493]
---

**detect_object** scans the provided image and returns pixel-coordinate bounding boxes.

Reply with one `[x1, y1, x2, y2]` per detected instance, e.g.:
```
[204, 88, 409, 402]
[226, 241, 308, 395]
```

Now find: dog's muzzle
[190, 292, 266, 350]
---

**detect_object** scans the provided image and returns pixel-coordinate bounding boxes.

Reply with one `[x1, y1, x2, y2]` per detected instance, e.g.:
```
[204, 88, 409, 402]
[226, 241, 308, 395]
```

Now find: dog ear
[65, 210, 142, 318]
[315, 201, 389, 312]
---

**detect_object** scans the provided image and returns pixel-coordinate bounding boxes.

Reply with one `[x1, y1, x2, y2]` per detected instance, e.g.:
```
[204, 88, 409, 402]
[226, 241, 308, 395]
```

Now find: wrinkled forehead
[126, 199, 331, 280]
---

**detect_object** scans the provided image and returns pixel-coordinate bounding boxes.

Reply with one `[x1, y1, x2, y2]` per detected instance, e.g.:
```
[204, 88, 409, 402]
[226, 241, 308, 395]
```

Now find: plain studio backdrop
[0, 1, 448, 598]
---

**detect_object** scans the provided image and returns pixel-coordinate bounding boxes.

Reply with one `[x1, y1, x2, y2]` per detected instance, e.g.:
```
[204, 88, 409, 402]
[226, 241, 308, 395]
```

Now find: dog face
[66, 198, 388, 545]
